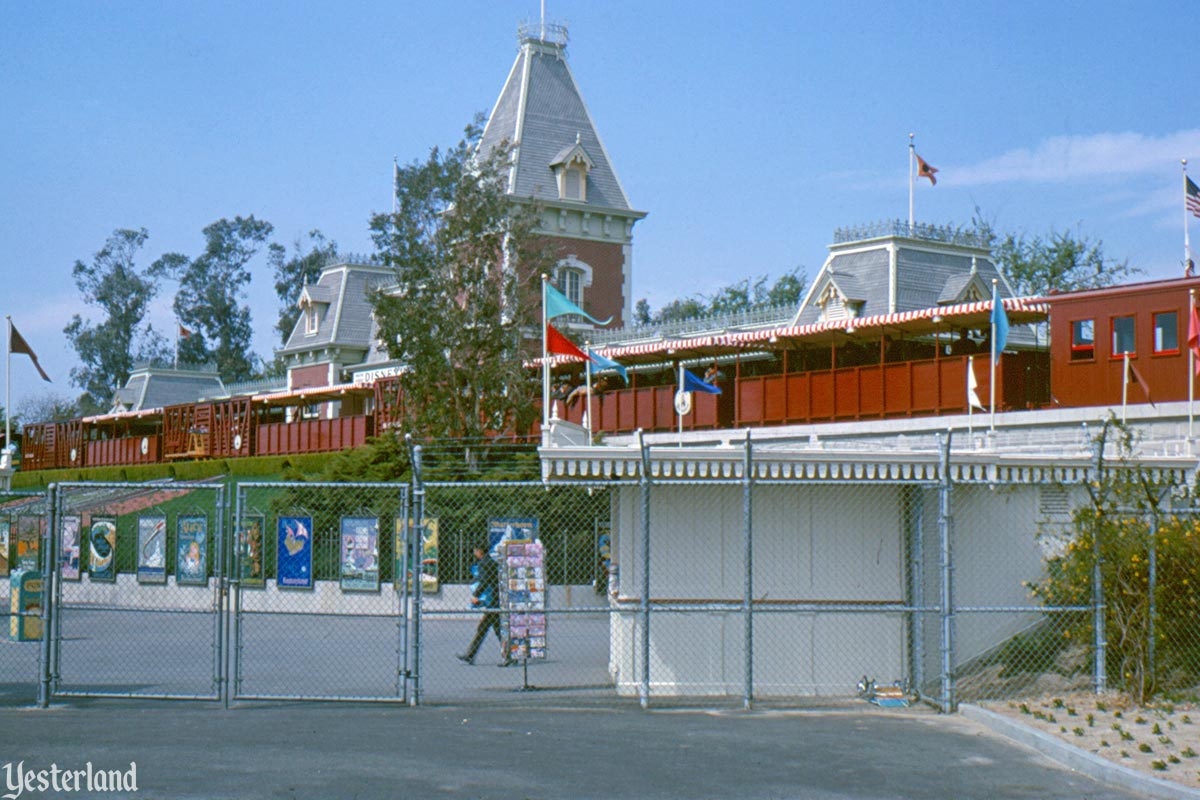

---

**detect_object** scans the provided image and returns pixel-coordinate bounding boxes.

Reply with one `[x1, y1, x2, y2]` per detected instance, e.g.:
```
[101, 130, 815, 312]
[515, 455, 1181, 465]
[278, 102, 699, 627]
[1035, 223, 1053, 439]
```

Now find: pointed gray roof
[109, 367, 225, 413]
[478, 31, 635, 213]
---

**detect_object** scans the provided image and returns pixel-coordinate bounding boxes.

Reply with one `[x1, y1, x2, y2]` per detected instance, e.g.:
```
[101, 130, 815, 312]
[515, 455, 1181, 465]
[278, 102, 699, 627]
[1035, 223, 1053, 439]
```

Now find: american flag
[1188, 176, 1200, 219]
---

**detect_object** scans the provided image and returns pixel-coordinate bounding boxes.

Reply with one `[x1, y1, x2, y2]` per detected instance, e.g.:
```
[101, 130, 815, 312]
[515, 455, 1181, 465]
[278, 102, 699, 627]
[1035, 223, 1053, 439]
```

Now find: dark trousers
[466, 610, 501, 659]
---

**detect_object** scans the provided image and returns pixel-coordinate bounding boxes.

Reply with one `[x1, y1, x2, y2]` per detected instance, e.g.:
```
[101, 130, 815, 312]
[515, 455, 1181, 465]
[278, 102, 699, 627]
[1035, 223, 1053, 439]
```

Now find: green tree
[268, 229, 338, 343]
[636, 266, 807, 325]
[63, 228, 170, 408]
[152, 216, 274, 380]
[972, 210, 1139, 296]
[367, 119, 554, 465]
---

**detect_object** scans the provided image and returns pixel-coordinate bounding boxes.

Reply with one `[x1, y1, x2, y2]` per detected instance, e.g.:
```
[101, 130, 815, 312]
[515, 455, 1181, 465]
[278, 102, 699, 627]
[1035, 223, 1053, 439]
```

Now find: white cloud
[949, 129, 1200, 186]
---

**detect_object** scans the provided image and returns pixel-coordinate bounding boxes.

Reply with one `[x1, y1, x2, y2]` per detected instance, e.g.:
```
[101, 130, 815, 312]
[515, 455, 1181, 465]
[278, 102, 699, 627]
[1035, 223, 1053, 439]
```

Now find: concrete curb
[960, 703, 1200, 800]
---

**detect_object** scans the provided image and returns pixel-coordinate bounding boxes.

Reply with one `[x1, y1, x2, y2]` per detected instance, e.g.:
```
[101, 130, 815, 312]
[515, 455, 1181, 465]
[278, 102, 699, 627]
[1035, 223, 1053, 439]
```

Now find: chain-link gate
[0, 488, 48, 706]
[49, 481, 227, 700]
[230, 481, 410, 703]
[414, 481, 621, 705]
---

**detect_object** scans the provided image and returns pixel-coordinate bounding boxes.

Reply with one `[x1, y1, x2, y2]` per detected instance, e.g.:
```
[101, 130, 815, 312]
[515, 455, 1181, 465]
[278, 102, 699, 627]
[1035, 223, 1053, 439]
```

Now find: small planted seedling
[1072, 727, 1084, 737]
[1135, 716, 1148, 725]
[1159, 736, 1172, 745]
[1151, 760, 1167, 771]
[1095, 700, 1107, 712]
[1086, 713, 1095, 727]
[1052, 698, 1064, 709]
[1100, 739, 1110, 747]
[1152, 723, 1163, 735]
[1182, 714, 1193, 725]
[1139, 743, 1153, 754]
[1018, 703, 1031, 715]
[1066, 706, 1076, 716]
[1169, 755, 1182, 764]
[1120, 730, 1135, 742]
[1181, 747, 1197, 758]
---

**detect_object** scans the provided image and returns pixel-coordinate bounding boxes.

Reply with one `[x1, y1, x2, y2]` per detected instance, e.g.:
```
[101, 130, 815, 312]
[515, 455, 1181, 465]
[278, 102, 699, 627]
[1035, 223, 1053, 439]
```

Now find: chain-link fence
[0, 489, 48, 706]
[48, 481, 227, 700]
[230, 481, 409, 703]
[6, 431, 1200, 713]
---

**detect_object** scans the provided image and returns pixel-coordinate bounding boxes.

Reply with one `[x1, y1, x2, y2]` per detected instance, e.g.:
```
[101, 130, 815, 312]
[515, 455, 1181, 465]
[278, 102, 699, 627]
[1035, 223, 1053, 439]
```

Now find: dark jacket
[472, 555, 499, 609]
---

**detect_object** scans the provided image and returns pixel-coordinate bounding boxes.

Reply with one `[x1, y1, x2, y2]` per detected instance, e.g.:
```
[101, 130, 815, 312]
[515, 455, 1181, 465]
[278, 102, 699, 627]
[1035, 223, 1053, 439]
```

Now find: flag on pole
[991, 296, 1009, 358]
[587, 348, 628, 383]
[545, 283, 612, 326]
[682, 368, 721, 395]
[179, 324, 192, 339]
[1188, 176, 1200, 219]
[546, 323, 587, 360]
[9, 322, 51, 382]
[915, 152, 938, 185]
[1125, 353, 1153, 405]
[1189, 302, 1200, 376]
[967, 356, 985, 410]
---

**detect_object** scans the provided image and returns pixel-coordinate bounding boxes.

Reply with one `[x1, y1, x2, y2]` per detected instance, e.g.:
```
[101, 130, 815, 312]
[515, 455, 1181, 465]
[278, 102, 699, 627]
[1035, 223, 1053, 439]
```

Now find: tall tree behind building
[152, 216, 274, 380]
[269, 230, 338, 343]
[64, 228, 170, 411]
[368, 119, 554, 461]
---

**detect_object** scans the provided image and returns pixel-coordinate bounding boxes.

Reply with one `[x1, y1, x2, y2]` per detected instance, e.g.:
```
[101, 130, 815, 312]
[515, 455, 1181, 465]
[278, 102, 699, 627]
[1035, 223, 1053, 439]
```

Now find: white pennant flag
[967, 356, 986, 410]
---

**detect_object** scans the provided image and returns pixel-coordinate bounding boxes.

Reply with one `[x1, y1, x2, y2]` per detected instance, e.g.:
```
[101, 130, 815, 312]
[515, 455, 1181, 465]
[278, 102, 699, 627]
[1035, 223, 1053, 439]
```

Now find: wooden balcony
[254, 415, 373, 456]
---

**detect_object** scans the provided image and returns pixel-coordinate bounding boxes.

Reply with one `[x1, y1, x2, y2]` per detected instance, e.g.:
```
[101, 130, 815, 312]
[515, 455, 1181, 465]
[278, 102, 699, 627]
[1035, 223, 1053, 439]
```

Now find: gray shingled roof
[796, 249, 890, 325]
[110, 370, 225, 412]
[478, 38, 632, 211]
[895, 248, 1008, 312]
[280, 263, 395, 356]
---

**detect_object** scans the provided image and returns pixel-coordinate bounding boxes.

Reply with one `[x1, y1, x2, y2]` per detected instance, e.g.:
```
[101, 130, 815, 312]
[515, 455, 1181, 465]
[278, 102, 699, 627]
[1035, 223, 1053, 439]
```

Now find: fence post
[742, 431, 753, 710]
[1090, 437, 1107, 695]
[637, 430, 652, 709]
[1146, 501, 1160, 691]
[937, 433, 955, 713]
[216, 483, 228, 708]
[38, 483, 57, 708]
[408, 439, 425, 707]
[904, 484, 925, 699]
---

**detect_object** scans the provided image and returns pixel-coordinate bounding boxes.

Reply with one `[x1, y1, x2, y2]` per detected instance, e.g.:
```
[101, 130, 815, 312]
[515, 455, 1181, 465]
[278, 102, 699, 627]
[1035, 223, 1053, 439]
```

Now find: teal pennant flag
[545, 283, 612, 326]
[587, 348, 628, 383]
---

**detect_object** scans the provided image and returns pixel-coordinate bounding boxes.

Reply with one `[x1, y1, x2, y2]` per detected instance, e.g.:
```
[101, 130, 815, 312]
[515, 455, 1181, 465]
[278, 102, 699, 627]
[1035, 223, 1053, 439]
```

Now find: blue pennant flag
[545, 282, 612, 326]
[587, 349, 628, 383]
[991, 290, 1009, 358]
[683, 368, 721, 395]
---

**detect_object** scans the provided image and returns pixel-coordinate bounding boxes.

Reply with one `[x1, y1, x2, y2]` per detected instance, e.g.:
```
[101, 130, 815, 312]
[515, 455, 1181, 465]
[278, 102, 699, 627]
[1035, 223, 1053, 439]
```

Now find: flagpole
[174, 327, 179, 370]
[1122, 353, 1130, 424]
[392, 156, 399, 217]
[967, 354, 974, 439]
[584, 340, 593, 446]
[542, 275, 550, 440]
[4, 316, 11, 464]
[989, 279, 998, 431]
[677, 362, 684, 447]
[1186, 160, 1193, 274]
[908, 133, 915, 233]
[1191, 288, 1196, 440]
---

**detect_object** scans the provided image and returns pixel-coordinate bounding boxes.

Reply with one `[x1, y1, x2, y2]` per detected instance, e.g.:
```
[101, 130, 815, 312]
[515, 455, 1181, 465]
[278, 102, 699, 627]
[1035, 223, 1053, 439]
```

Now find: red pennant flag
[1189, 303, 1200, 376]
[546, 323, 586, 360]
[179, 324, 193, 339]
[1125, 355, 1153, 405]
[916, 152, 938, 185]
[9, 321, 51, 382]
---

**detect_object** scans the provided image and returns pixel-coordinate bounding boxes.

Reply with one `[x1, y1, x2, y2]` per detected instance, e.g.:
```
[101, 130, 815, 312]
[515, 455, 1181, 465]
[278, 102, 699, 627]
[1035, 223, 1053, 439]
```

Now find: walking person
[458, 545, 513, 666]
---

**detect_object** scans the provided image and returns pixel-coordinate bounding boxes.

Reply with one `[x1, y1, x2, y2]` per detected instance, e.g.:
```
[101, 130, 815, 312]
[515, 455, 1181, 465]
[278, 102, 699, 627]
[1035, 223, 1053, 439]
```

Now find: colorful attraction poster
[394, 517, 439, 594]
[276, 516, 313, 590]
[176, 515, 208, 586]
[15, 515, 42, 571]
[136, 515, 168, 584]
[60, 515, 82, 581]
[339, 517, 380, 592]
[487, 517, 538, 556]
[0, 517, 10, 577]
[89, 516, 118, 582]
[238, 514, 265, 588]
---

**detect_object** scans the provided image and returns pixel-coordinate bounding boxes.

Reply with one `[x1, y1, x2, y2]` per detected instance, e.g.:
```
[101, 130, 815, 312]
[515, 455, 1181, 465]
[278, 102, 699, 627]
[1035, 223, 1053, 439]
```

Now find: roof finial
[576, 131, 581, 145]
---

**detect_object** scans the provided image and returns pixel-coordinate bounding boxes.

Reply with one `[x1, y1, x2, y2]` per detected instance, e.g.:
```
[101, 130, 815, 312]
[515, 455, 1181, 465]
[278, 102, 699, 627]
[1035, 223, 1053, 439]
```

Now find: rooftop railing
[834, 220, 990, 249]
[587, 302, 796, 346]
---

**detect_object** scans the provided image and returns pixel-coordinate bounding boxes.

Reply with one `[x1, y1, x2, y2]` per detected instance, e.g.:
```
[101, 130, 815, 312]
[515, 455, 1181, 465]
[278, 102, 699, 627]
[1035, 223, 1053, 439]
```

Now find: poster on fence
[0, 517, 10, 578]
[137, 515, 168, 584]
[89, 516, 118, 582]
[500, 539, 547, 662]
[487, 517, 538, 557]
[238, 514, 265, 588]
[394, 517, 439, 594]
[277, 516, 313, 590]
[176, 515, 208, 586]
[60, 515, 82, 581]
[15, 515, 42, 571]
[339, 516, 380, 592]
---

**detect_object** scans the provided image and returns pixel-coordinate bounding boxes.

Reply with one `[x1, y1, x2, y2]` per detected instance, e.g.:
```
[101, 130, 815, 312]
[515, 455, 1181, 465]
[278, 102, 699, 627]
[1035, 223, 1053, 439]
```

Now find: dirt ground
[981, 692, 1200, 789]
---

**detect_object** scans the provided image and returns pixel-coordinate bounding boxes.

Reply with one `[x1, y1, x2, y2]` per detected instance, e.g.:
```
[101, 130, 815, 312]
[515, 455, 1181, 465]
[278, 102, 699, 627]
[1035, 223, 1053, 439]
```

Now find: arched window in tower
[554, 255, 595, 325]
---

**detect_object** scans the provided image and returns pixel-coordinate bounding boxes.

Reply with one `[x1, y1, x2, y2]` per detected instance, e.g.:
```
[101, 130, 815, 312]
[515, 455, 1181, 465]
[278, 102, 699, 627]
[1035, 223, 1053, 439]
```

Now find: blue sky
[3, 0, 1198, 413]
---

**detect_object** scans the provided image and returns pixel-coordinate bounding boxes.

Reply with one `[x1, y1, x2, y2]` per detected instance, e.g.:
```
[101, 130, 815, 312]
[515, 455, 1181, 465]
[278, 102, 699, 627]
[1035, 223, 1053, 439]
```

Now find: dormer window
[305, 304, 320, 335]
[816, 282, 862, 323]
[550, 137, 594, 203]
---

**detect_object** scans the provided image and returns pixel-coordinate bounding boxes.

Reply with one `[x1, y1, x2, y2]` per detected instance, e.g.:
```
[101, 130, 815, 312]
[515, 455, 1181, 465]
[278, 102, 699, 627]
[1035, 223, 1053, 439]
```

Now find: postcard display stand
[499, 539, 546, 689]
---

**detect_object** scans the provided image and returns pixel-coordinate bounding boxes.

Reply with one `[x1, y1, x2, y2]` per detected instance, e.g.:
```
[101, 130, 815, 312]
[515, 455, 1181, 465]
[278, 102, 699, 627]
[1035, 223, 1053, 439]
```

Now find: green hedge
[10, 451, 339, 488]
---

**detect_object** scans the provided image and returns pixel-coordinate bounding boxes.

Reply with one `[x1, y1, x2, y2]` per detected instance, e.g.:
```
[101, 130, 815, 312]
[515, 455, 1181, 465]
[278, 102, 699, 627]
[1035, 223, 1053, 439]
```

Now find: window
[558, 267, 583, 307]
[1154, 311, 1178, 354]
[304, 304, 320, 335]
[563, 167, 583, 201]
[1111, 316, 1135, 357]
[1070, 319, 1094, 361]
